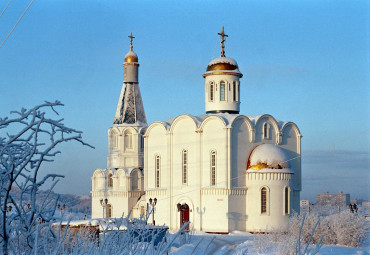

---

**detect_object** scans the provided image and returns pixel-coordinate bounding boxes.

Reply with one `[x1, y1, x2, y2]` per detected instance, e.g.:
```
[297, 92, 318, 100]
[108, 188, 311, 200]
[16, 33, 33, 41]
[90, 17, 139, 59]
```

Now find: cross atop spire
[128, 32, 135, 50]
[218, 26, 228, 57]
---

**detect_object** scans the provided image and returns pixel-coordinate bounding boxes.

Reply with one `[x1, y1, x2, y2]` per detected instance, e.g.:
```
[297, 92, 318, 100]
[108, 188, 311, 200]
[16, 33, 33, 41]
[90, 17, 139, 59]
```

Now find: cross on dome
[128, 32, 135, 50]
[218, 26, 228, 57]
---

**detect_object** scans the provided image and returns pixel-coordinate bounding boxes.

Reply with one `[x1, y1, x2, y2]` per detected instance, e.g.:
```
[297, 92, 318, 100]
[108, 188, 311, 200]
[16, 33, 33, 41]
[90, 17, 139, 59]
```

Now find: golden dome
[124, 50, 138, 63]
[206, 62, 238, 72]
[247, 144, 290, 171]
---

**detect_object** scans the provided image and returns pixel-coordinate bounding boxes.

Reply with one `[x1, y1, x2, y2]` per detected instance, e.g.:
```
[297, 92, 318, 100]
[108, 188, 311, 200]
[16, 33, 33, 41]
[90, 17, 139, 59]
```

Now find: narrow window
[261, 187, 267, 214]
[233, 81, 236, 101]
[110, 132, 117, 149]
[125, 131, 132, 149]
[182, 150, 188, 184]
[210, 151, 216, 186]
[209, 82, 214, 101]
[131, 170, 140, 190]
[107, 204, 112, 218]
[237, 82, 240, 101]
[140, 136, 144, 151]
[220, 81, 225, 101]
[263, 123, 270, 139]
[155, 155, 160, 188]
[285, 187, 289, 214]
[108, 173, 113, 188]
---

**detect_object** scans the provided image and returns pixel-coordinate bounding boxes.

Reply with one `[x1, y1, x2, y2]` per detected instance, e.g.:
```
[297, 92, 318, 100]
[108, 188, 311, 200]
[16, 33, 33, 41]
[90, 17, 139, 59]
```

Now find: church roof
[113, 83, 147, 126]
[162, 113, 286, 129]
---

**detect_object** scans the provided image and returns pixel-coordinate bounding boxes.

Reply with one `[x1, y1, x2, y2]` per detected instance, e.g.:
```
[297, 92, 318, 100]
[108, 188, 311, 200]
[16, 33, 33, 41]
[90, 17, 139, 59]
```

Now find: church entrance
[179, 203, 190, 230]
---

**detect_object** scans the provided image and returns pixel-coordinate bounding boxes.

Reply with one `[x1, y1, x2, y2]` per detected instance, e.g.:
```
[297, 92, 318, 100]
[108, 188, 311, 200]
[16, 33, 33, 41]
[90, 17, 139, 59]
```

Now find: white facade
[91, 30, 302, 233]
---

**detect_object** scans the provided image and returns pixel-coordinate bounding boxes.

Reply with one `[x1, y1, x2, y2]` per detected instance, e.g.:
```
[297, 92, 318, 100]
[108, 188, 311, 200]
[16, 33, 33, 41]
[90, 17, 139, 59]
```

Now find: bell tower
[203, 27, 243, 114]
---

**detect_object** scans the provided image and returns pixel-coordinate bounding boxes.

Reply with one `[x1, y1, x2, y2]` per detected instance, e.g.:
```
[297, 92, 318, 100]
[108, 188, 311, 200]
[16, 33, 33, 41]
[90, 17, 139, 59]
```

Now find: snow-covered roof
[113, 83, 147, 126]
[152, 113, 291, 132]
[125, 50, 138, 59]
[208, 57, 238, 66]
[247, 144, 291, 171]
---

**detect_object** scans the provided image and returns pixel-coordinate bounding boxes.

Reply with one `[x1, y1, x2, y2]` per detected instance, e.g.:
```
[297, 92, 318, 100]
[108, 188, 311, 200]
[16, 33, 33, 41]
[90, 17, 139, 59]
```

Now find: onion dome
[203, 27, 242, 78]
[124, 50, 138, 63]
[247, 144, 290, 170]
[124, 32, 138, 63]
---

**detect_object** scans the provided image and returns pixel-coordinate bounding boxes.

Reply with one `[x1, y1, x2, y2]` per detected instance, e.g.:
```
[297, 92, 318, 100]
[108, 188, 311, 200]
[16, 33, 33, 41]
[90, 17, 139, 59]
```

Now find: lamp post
[149, 197, 157, 225]
[57, 203, 66, 217]
[100, 198, 108, 218]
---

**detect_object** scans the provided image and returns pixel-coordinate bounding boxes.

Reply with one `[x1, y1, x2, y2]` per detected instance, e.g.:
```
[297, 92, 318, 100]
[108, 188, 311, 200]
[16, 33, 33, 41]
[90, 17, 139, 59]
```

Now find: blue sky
[0, 0, 368, 201]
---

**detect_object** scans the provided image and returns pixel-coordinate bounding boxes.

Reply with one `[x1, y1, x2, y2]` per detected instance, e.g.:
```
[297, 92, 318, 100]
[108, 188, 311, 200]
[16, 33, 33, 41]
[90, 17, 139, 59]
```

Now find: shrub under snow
[272, 211, 367, 251]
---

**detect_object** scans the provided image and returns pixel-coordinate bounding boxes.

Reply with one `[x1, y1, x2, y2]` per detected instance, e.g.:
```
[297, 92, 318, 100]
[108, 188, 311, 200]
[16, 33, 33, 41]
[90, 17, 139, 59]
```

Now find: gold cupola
[124, 32, 139, 63]
[203, 27, 242, 78]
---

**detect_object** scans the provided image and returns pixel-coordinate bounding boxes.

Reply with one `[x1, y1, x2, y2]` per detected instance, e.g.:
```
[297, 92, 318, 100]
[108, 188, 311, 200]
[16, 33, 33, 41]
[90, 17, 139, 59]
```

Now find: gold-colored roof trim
[203, 71, 243, 78]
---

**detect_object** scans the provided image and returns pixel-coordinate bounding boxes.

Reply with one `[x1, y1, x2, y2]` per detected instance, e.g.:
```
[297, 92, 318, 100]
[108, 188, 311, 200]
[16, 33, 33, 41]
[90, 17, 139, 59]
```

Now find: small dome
[247, 144, 289, 170]
[206, 57, 238, 72]
[124, 50, 138, 63]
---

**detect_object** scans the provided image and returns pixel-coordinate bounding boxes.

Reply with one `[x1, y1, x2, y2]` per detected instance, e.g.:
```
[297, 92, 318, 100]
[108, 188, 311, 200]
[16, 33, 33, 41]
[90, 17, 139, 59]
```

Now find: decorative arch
[131, 169, 142, 190]
[175, 196, 195, 230]
[169, 114, 199, 134]
[144, 121, 168, 138]
[281, 122, 302, 138]
[230, 115, 254, 142]
[199, 115, 227, 132]
[255, 114, 280, 135]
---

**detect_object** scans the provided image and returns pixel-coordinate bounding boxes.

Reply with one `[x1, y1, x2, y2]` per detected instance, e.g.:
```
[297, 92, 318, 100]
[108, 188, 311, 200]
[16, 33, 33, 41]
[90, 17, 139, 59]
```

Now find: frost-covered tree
[0, 101, 92, 255]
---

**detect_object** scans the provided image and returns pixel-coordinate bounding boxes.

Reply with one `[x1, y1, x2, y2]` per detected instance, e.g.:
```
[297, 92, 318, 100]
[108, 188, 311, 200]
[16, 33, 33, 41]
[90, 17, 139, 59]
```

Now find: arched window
[131, 170, 140, 190]
[155, 155, 160, 188]
[182, 150, 188, 184]
[125, 131, 132, 149]
[110, 131, 117, 149]
[140, 135, 144, 151]
[210, 151, 216, 186]
[284, 187, 290, 214]
[233, 81, 236, 101]
[237, 81, 240, 101]
[220, 81, 225, 101]
[263, 123, 270, 139]
[108, 173, 113, 188]
[209, 82, 214, 102]
[106, 204, 112, 218]
[261, 187, 268, 214]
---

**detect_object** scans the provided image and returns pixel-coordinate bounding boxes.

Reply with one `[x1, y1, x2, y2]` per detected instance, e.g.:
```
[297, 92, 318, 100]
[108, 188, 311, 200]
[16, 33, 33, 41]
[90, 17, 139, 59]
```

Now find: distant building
[362, 201, 370, 207]
[300, 200, 310, 207]
[316, 192, 350, 207]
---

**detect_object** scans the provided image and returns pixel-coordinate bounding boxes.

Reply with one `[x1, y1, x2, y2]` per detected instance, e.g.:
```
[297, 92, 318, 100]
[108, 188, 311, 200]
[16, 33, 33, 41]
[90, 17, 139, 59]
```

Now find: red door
[180, 204, 190, 230]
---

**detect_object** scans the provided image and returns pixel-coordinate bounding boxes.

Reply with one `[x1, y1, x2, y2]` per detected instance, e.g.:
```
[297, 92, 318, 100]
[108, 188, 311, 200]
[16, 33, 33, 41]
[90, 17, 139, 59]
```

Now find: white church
[91, 28, 302, 233]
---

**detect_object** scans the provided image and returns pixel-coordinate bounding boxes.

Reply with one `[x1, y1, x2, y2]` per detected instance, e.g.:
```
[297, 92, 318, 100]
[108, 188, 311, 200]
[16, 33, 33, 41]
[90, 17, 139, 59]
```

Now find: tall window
[108, 173, 113, 188]
[182, 150, 188, 184]
[285, 187, 289, 214]
[155, 155, 160, 188]
[107, 204, 112, 218]
[209, 82, 214, 101]
[140, 136, 144, 150]
[233, 81, 236, 101]
[110, 132, 117, 149]
[210, 151, 216, 186]
[220, 81, 225, 101]
[263, 123, 270, 139]
[237, 82, 240, 101]
[261, 187, 267, 214]
[125, 131, 132, 149]
[131, 170, 140, 190]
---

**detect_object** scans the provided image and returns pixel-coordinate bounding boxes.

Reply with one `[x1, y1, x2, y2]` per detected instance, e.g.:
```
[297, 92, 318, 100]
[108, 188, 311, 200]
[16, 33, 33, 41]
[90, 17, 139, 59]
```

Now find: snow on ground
[167, 220, 370, 255]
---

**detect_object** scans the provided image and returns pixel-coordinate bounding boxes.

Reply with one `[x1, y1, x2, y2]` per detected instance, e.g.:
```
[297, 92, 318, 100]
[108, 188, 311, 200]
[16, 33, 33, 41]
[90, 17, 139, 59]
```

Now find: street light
[57, 203, 66, 217]
[100, 198, 109, 218]
[149, 197, 157, 225]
